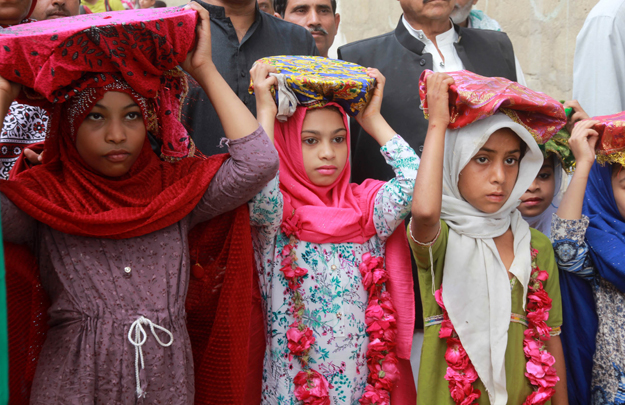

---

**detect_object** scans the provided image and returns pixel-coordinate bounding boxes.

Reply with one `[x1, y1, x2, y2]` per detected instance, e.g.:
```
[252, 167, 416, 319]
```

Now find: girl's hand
[0, 74, 21, 106]
[355, 68, 385, 129]
[181, 2, 214, 80]
[355, 68, 395, 146]
[250, 63, 278, 118]
[426, 72, 454, 128]
[250, 63, 278, 142]
[564, 100, 590, 134]
[569, 119, 599, 170]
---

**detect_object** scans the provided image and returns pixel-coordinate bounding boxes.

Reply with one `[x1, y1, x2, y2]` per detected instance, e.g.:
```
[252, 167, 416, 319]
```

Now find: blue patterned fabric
[250, 56, 375, 116]
[583, 162, 625, 291]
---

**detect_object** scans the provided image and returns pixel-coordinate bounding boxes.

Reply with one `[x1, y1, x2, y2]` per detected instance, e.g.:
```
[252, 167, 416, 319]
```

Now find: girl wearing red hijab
[248, 64, 419, 404]
[0, 4, 278, 403]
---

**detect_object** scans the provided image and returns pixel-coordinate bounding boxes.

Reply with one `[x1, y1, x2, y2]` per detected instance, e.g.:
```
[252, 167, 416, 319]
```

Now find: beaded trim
[425, 313, 528, 328]
[424, 314, 444, 327]
[408, 217, 441, 247]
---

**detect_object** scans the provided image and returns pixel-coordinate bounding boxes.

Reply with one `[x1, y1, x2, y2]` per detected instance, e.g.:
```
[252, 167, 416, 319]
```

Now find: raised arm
[250, 63, 278, 143]
[190, 126, 279, 227]
[181, 3, 260, 141]
[409, 73, 454, 243]
[555, 119, 599, 220]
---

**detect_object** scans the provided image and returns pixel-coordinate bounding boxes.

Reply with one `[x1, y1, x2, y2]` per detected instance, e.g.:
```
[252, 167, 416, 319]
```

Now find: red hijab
[0, 74, 224, 239]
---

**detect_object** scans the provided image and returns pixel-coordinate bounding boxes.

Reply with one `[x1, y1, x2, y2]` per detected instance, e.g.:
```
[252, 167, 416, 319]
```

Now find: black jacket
[184, 1, 318, 156]
[338, 17, 517, 184]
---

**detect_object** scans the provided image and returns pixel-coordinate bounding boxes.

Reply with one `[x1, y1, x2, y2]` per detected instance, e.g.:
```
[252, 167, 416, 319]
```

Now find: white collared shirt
[402, 16, 527, 86]
[402, 16, 464, 73]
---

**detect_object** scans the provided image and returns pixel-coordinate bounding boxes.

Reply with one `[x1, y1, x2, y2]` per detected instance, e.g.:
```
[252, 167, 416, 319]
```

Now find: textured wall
[330, 0, 600, 100]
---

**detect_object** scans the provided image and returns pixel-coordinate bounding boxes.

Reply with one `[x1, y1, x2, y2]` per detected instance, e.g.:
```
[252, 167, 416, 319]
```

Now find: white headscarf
[521, 156, 567, 237]
[440, 113, 543, 405]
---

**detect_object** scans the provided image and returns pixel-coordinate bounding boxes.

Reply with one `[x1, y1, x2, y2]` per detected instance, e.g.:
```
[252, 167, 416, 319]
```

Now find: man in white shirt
[572, 0, 625, 117]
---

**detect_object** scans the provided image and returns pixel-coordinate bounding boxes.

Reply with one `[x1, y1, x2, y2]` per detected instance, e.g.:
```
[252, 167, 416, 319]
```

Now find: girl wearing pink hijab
[248, 64, 419, 404]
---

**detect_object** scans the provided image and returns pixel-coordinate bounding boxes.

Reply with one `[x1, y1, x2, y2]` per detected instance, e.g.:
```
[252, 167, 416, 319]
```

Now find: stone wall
[330, 0, 601, 100]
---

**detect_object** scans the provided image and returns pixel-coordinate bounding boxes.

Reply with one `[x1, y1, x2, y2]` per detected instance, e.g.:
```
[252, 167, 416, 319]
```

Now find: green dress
[408, 220, 563, 405]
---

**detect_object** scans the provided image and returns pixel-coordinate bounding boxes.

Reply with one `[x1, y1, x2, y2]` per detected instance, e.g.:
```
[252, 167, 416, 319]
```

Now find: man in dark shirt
[185, 0, 318, 156]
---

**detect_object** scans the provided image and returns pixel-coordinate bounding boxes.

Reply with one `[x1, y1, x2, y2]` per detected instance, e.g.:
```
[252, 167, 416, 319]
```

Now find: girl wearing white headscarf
[408, 73, 567, 405]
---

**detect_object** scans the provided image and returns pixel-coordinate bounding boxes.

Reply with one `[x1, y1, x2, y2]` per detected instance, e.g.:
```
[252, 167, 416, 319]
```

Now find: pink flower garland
[522, 248, 559, 405]
[280, 215, 399, 405]
[434, 288, 482, 404]
[358, 253, 400, 405]
[280, 219, 331, 405]
[434, 246, 559, 405]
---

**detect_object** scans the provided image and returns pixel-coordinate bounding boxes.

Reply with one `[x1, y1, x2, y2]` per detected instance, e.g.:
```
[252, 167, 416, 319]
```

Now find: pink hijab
[274, 104, 416, 402]
[275, 104, 384, 244]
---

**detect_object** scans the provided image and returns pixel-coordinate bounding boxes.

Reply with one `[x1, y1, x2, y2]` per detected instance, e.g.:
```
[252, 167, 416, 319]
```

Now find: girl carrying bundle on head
[550, 110, 625, 405]
[248, 56, 419, 404]
[0, 4, 278, 403]
[409, 70, 568, 405]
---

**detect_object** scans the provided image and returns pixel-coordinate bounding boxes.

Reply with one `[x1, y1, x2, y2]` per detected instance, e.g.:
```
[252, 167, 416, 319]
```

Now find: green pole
[0, 217, 7, 404]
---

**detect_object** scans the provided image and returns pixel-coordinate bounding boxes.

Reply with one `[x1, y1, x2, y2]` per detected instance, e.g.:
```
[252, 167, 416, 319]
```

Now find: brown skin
[518, 155, 557, 218]
[449, 0, 477, 27]
[280, 0, 339, 57]
[555, 119, 599, 221]
[257, 0, 273, 13]
[138, 0, 155, 8]
[0, 0, 32, 26]
[410, 72, 455, 244]
[300, 108, 348, 187]
[612, 164, 625, 221]
[458, 129, 523, 215]
[30, 0, 78, 21]
[75, 92, 146, 178]
[564, 99, 590, 134]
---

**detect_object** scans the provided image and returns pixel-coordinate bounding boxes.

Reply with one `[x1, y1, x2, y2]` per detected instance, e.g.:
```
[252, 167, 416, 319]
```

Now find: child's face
[75, 91, 146, 178]
[458, 128, 523, 213]
[518, 154, 556, 217]
[612, 164, 625, 220]
[300, 107, 348, 187]
[139, 0, 154, 8]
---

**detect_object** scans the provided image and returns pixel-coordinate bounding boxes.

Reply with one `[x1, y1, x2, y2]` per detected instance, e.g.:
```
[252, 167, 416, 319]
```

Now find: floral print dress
[551, 214, 625, 405]
[249, 135, 418, 405]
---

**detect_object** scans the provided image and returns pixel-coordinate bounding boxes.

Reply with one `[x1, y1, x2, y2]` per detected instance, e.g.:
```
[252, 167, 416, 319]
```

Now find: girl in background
[550, 113, 625, 404]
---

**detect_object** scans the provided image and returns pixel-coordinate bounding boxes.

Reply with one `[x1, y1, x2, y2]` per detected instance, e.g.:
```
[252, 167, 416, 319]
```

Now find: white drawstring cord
[127, 316, 174, 398]
[408, 217, 441, 295]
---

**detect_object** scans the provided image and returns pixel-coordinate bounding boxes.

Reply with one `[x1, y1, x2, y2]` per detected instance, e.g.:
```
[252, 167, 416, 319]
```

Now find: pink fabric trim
[393, 358, 417, 404]
[385, 228, 415, 360]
